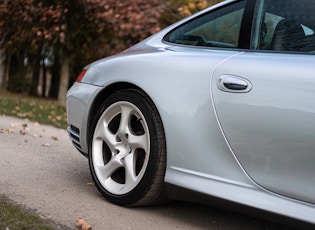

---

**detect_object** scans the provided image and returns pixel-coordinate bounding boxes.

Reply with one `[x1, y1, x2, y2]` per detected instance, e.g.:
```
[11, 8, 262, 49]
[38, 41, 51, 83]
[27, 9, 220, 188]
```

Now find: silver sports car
[66, 0, 315, 225]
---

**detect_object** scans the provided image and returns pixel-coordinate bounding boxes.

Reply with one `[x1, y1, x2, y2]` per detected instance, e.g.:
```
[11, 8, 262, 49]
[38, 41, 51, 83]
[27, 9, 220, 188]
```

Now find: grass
[0, 91, 67, 129]
[0, 91, 69, 229]
[0, 197, 56, 230]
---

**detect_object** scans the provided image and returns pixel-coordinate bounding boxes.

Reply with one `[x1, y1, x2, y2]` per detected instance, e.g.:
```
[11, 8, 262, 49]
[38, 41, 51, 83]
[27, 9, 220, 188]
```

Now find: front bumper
[66, 82, 103, 156]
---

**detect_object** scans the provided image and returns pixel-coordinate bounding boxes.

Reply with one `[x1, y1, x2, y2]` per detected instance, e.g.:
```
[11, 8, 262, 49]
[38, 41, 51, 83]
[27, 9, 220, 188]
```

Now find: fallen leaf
[11, 123, 20, 128]
[0, 129, 11, 134]
[76, 218, 92, 230]
[51, 136, 59, 141]
[22, 124, 30, 132]
[20, 130, 27, 135]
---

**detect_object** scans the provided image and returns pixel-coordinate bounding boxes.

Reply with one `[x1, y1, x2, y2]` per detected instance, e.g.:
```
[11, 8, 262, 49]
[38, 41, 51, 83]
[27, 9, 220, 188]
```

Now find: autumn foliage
[0, 0, 221, 102]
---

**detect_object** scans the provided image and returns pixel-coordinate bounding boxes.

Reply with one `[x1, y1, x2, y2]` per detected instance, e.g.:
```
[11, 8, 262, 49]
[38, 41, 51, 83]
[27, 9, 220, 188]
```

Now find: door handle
[217, 75, 252, 93]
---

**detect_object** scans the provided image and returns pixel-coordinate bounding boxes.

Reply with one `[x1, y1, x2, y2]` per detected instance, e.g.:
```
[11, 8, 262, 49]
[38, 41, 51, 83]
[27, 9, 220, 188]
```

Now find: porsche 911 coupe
[66, 0, 315, 225]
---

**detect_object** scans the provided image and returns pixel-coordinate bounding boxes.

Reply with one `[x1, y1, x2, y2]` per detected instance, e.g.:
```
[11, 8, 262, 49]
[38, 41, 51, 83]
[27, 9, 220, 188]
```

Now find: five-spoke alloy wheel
[89, 89, 166, 206]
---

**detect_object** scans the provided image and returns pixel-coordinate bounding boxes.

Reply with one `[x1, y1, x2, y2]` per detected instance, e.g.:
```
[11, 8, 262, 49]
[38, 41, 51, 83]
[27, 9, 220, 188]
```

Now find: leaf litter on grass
[0, 93, 67, 129]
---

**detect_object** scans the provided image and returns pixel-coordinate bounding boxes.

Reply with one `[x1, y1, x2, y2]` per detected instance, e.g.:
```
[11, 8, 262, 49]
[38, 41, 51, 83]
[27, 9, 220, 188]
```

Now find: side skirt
[164, 183, 313, 229]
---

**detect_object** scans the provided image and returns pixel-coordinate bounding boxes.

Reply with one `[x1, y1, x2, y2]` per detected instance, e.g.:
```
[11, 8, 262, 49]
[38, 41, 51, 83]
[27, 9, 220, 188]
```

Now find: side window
[256, 0, 315, 53]
[164, 1, 246, 49]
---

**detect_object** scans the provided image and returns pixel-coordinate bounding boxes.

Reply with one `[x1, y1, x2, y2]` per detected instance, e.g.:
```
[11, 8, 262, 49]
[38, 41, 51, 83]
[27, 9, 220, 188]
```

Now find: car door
[162, 0, 264, 183]
[212, 0, 315, 204]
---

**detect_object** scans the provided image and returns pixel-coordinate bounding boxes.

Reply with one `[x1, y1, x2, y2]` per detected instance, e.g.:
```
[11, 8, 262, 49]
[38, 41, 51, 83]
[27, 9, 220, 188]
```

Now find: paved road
[0, 116, 295, 229]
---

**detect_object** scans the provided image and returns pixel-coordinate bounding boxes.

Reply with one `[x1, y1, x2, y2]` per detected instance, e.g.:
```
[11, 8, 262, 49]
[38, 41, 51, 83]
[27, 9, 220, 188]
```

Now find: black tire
[89, 89, 166, 206]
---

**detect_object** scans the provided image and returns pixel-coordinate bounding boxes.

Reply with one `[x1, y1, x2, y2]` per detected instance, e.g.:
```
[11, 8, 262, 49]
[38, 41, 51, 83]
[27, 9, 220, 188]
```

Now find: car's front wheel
[89, 89, 166, 206]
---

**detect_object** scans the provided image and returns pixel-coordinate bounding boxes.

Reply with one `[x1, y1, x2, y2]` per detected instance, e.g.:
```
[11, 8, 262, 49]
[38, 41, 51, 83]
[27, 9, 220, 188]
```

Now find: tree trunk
[0, 49, 5, 89]
[58, 56, 69, 106]
[49, 49, 61, 99]
[41, 57, 47, 97]
[29, 46, 42, 96]
[7, 52, 27, 93]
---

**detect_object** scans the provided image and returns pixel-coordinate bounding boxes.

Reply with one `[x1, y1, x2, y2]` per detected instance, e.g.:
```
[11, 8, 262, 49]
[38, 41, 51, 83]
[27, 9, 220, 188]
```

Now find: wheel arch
[86, 82, 166, 154]
[86, 83, 168, 205]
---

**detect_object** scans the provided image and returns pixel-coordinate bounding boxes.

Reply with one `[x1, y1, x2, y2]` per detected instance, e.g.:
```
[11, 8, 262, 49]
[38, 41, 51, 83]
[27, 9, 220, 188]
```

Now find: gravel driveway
[0, 116, 295, 229]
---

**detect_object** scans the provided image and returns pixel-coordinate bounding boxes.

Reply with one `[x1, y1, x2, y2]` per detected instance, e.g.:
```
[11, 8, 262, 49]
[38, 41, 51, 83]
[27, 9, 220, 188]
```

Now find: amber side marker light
[76, 68, 87, 82]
